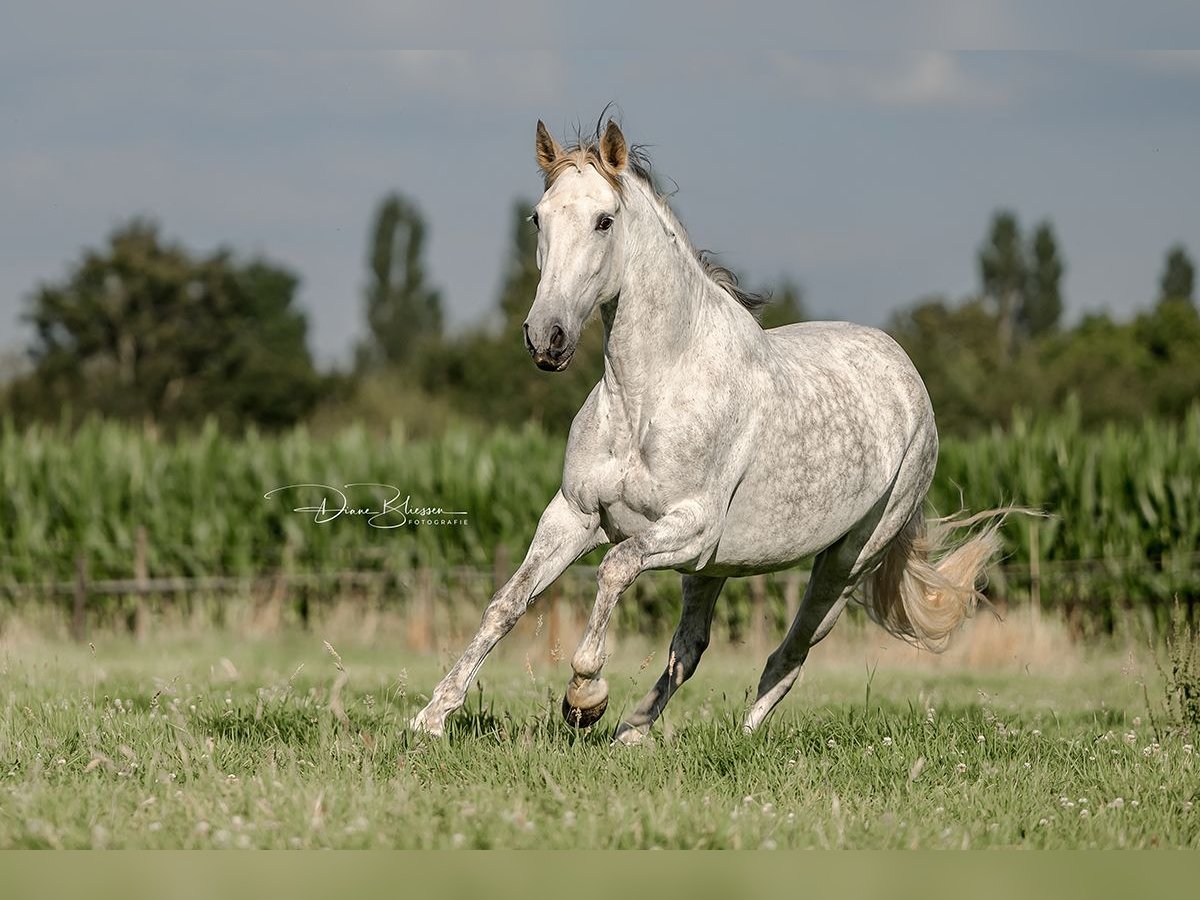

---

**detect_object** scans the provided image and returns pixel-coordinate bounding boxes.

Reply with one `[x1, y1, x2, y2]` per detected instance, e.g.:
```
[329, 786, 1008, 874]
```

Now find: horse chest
[592, 445, 668, 541]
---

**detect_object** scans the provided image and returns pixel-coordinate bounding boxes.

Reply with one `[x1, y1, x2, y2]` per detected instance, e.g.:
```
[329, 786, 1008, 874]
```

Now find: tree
[426, 198, 602, 432]
[1159, 244, 1195, 304]
[978, 210, 1025, 358]
[359, 194, 442, 370]
[497, 199, 541, 333]
[1021, 222, 1064, 337]
[11, 219, 320, 429]
[759, 278, 807, 330]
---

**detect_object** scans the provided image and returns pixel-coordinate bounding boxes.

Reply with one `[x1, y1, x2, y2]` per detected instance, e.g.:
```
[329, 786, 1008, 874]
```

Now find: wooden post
[493, 543, 510, 595]
[133, 525, 149, 641]
[750, 575, 768, 651]
[407, 568, 434, 653]
[1028, 520, 1042, 630]
[546, 584, 561, 664]
[784, 573, 801, 626]
[71, 553, 88, 642]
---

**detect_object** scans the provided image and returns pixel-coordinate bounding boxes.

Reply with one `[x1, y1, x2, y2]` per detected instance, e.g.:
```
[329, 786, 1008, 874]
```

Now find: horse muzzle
[524, 320, 576, 372]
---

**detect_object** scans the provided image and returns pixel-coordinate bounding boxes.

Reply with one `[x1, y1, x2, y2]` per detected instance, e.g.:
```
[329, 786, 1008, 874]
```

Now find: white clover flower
[1133, 716, 1142, 726]
[976, 734, 985, 744]
[1079, 809, 1090, 819]
[1183, 744, 1193, 755]
[1124, 732, 1137, 744]
[1108, 798, 1125, 809]
[882, 736, 893, 746]
[955, 762, 967, 774]
[826, 738, 837, 749]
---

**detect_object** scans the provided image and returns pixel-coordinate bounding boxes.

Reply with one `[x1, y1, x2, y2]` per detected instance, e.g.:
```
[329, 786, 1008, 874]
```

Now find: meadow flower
[826, 738, 837, 749]
[1079, 809, 1090, 819]
[1124, 732, 1137, 744]
[1108, 798, 1125, 809]
[1133, 716, 1142, 726]
[882, 736, 893, 746]
[955, 762, 967, 774]
[1183, 744, 1194, 755]
[976, 734, 986, 744]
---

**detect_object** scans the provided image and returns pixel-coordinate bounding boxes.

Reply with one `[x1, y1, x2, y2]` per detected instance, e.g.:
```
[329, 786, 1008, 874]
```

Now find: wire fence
[2, 521, 1196, 643]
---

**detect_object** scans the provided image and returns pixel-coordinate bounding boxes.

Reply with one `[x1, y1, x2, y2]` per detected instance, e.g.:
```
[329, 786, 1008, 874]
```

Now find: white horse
[410, 119, 1004, 742]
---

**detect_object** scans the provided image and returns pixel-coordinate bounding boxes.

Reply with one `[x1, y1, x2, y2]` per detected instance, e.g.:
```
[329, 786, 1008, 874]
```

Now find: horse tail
[861, 506, 1013, 653]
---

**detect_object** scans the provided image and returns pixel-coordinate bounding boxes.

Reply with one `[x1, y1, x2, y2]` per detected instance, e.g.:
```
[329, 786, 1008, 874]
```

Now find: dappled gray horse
[410, 119, 1003, 742]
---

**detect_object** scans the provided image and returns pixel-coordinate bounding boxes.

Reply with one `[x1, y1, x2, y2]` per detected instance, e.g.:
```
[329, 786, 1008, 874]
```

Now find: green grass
[1, 631, 1196, 849]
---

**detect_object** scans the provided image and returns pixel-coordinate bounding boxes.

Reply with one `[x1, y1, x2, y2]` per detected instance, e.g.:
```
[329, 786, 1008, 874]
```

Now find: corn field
[1, 405, 1197, 632]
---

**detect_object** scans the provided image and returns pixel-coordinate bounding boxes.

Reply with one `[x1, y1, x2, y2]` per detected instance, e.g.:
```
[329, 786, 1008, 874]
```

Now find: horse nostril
[548, 324, 566, 355]
[522, 323, 534, 353]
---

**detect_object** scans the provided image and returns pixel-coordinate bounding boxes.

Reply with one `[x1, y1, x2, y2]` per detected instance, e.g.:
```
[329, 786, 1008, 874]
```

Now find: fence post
[71, 553, 88, 642]
[493, 543, 510, 595]
[784, 573, 801, 627]
[546, 583, 561, 664]
[407, 568, 434, 653]
[750, 575, 768, 651]
[133, 525, 149, 641]
[1029, 519, 1041, 630]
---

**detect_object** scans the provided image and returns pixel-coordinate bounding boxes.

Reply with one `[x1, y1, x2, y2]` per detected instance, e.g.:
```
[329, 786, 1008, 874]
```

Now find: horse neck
[601, 185, 720, 406]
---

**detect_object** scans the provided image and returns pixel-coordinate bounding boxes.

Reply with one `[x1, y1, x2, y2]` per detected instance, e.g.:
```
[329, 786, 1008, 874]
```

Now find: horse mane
[544, 120, 770, 317]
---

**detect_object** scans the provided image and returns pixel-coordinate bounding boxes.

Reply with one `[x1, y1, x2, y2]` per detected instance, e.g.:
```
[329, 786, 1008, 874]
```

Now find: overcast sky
[3, 19, 1199, 364]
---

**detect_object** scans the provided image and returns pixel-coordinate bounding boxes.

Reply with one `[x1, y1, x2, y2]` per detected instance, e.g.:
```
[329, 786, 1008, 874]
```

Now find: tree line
[1, 197, 1195, 437]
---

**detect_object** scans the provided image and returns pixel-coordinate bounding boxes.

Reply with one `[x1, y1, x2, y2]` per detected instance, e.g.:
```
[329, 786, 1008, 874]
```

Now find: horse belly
[707, 469, 884, 574]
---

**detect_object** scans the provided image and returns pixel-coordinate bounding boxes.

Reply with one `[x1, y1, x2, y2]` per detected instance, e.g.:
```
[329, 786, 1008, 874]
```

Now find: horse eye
[596, 214, 614, 232]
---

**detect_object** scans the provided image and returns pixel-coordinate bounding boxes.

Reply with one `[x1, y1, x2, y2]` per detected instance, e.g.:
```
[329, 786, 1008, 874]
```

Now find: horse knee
[597, 542, 641, 595]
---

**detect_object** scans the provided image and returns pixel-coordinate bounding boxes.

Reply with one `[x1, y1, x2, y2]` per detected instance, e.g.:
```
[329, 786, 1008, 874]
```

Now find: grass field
[1, 611, 1196, 849]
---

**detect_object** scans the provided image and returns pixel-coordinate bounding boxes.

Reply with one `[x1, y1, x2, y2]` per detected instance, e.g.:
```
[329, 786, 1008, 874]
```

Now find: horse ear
[535, 120, 562, 174]
[601, 119, 628, 171]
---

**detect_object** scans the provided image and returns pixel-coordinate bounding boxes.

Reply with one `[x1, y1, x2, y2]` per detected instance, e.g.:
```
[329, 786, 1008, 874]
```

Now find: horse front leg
[410, 491, 600, 737]
[611, 573, 727, 745]
[563, 501, 719, 727]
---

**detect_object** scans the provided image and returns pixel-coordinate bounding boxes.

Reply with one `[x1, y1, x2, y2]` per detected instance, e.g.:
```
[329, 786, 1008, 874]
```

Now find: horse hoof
[562, 693, 608, 728]
[562, 677, 609, 728]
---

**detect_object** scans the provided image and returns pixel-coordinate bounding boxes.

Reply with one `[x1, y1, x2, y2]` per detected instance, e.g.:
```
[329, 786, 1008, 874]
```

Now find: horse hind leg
[742, 540, 863, 733]
[612, 574, 726, 746]
[742, 482, 916, 733]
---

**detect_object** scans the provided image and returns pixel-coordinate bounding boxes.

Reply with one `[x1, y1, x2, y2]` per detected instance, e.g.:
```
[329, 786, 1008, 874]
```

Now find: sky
[2, 16, 1200, 366]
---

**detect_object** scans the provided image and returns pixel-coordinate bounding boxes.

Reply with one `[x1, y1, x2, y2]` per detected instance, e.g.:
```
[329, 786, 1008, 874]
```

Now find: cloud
[768, 53, 1011, 109]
